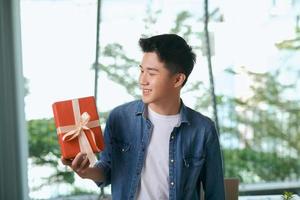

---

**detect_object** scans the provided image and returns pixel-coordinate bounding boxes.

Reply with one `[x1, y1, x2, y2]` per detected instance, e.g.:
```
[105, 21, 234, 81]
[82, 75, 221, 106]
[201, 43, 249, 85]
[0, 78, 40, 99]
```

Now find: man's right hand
[61, 152, 104, 182]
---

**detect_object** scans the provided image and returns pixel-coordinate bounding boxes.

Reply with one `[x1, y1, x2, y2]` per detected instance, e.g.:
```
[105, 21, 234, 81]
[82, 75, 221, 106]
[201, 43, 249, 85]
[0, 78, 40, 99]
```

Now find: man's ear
[174, 73, 186, 88]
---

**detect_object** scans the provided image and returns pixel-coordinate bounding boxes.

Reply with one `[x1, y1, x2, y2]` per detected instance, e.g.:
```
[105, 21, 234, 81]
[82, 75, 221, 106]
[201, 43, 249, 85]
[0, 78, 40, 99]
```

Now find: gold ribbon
[57, 99, 99, 166]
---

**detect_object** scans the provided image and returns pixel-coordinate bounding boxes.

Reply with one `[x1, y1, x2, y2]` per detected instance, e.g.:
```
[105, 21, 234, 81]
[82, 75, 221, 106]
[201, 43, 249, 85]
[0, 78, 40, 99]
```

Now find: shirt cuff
[93, 160, 110, 187]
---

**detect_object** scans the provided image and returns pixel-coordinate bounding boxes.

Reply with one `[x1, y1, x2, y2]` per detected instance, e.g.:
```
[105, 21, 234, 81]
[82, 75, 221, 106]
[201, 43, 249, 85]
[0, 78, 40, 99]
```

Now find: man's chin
[141, 98, 148, 104]
[141, 96, 151, 104]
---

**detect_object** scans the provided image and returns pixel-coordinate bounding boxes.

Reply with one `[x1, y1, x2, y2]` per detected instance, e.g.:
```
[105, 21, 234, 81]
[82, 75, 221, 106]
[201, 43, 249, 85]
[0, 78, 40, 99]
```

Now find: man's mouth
[142, 89, 152, 95]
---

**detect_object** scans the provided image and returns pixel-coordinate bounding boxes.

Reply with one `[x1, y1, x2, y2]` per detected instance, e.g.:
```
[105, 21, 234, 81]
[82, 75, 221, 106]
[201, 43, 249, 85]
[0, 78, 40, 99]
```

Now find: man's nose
[139, 73, 148, 86]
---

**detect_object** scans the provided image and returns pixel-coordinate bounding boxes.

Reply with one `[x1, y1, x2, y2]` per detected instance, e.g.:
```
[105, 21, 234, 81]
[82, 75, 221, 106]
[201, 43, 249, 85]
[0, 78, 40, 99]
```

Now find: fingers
[61, 156, 72, 166]
[71, 153, 89, 173]
[60, 153, 91, 178]
[77, 156, 90, 173]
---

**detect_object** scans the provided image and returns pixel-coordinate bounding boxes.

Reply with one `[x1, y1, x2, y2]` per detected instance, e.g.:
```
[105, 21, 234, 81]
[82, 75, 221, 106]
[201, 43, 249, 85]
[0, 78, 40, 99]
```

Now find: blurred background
[17, 0, 300, 199]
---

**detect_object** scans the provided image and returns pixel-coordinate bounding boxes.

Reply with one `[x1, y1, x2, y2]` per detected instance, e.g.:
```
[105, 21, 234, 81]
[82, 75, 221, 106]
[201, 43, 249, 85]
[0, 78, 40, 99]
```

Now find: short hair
[139, 34, 196, 87]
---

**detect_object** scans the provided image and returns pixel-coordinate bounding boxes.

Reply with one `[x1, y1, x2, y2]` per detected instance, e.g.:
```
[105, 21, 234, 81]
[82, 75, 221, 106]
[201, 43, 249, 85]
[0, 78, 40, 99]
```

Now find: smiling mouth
[142, 89, 152, 95]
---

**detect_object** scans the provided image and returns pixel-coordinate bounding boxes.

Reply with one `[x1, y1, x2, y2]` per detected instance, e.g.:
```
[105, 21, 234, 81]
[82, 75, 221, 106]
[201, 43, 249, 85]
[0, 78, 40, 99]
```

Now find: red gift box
[52, 96, 104, 165]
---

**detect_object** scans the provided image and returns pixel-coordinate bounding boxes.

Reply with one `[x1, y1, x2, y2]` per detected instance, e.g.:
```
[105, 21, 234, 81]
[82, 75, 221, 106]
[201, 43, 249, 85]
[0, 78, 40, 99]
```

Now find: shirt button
[121, 148, 125, 152]
[170, 182, 174, 186]
[171, 135, 174, 140]
[170, 159, 174, 163]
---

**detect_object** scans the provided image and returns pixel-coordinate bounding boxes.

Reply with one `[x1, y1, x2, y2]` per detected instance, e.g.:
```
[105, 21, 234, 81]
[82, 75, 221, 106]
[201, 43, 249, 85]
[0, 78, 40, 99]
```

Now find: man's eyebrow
[139, 65, 159, 72]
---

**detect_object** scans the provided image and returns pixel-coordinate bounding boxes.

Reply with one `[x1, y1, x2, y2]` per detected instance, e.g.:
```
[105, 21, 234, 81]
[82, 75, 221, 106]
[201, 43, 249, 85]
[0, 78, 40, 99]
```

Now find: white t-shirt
[136, 106, 180, 200]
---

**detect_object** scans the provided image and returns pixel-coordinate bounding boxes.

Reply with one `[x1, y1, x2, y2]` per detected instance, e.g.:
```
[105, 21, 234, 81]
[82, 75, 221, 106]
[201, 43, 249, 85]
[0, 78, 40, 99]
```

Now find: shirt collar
[135, 99, 190, 126]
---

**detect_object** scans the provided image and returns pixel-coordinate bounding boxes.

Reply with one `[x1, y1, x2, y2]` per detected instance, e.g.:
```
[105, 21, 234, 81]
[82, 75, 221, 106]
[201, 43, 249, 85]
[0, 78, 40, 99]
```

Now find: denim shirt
[95, 100, 225, 200]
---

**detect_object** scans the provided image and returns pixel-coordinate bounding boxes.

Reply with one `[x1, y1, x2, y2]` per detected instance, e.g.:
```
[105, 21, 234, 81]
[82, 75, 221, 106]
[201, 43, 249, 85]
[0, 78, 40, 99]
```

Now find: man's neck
[148, 97, 181, 115]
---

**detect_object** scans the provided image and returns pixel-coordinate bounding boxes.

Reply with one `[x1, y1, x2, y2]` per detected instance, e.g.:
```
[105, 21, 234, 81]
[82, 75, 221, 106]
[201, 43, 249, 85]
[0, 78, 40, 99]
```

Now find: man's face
[139, 52, 178, 105]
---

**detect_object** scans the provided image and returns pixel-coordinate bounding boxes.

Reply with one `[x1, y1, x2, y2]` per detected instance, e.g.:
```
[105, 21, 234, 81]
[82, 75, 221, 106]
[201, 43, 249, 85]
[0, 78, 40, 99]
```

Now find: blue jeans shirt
[95, 100, 225, 200]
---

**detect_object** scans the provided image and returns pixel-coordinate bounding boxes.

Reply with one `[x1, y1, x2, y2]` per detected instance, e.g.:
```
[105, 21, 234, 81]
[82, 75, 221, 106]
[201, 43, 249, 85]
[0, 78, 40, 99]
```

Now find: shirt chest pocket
[183, 156, 205, 168]
[111, 137, 131, 153]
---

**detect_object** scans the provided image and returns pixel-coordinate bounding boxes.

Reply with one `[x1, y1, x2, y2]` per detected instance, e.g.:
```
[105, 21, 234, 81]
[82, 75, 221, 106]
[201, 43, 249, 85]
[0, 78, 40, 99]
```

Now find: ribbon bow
[62, 112, 95, 142]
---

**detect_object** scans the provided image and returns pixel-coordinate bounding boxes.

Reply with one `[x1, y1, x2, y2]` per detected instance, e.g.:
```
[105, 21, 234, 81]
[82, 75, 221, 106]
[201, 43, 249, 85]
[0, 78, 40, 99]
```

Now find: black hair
[139, 34, 196, 87]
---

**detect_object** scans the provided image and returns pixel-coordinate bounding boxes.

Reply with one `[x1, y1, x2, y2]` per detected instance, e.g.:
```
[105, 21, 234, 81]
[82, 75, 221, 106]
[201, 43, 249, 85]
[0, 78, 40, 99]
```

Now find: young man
[62, 34, 225, 200]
